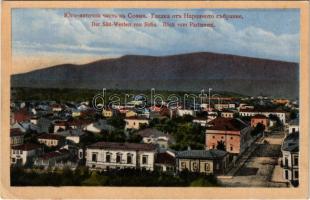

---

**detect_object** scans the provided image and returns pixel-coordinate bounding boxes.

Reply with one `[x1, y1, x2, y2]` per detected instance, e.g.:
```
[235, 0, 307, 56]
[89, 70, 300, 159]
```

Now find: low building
[34, 149, 72, 169]
[11, 143, 42, 166]
[251, 114, 269, 128]
[205, 117, 253, 156]
[102, 109, 114, 118]
[37, 133, 65, 147]
[192, 117, 208, 127]
[281, 132, 299, 187]
[288, 119, 299, 134]
[10, 128, 24, 146]
[176, 149, 229, 174]
[214, 103, 235, 111]
[84, 119, 115, 134]
[86, 142, 156, 171]
[124, 117, 149, 130]
[136, 128, 175, 149]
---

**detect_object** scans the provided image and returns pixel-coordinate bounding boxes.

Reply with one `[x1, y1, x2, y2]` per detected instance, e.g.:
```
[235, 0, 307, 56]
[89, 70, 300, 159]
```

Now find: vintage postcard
[1, 1, 309, 199]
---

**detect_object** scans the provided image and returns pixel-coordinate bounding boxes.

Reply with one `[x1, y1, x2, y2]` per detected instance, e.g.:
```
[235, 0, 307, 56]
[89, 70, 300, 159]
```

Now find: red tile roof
[207, 117, 248, 131]
[88, 141, 156, 151]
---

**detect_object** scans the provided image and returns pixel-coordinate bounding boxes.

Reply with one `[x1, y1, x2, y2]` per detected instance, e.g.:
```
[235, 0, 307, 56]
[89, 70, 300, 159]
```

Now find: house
[11, 109, 31, 124]
[124, 117, 149, 130]
[37, 133, 65, 147]
[54, 119, 92, 132]
[84, 119, 115, 134]
[281, 132, 299, 187]
[33, 149, 73, 169]
[176, 149, 229, 174]
[11, 143, 42, 166]
[288, 119, 299, 134]
[10, 128, 24, 146]
[239, 109, 287, 124]
[205, 117, 253, 156]
[54, 129, 86, 144]
[220, 110, 234, 118]
[102, 109, 113, 118]
[176, 109, 195, 117]
[85, 142, 156, 171]
[155, 151, 176, 173]
[251, 114, 269, 128]
[71, 109, 82, 117]
[136, 128, 175, 149]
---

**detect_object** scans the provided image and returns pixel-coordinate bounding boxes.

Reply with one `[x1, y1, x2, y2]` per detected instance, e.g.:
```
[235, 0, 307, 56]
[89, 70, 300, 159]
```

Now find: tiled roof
[87, 141, 156, 151]
[136, 128, 166, 138]
[207, 117, 248, 131]
[12, 143, 41, 151]
[240, 108, 286, 113]
[176, 149, 227, 159]
[282, 132, 299, 152]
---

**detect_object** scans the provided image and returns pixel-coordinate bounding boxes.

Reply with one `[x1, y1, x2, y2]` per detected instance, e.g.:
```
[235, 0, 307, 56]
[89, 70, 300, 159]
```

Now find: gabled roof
[87, 141, 156, 151]
[176, 149, 227, 159]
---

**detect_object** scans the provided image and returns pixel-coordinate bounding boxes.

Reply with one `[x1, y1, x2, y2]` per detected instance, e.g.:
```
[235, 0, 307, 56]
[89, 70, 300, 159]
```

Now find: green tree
[216, 140, 226, 151]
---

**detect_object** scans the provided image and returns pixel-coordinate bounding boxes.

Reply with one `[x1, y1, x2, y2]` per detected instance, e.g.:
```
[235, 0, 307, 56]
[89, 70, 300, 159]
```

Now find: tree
[216, 140, 226, 151]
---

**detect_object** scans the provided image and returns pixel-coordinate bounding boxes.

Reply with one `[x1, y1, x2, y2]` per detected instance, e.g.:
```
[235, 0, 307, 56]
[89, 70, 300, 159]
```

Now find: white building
[54, 129, 86, 144]
[84, 120, 115, 133]
[11, 144, 42, 166]
[281, 132, 299, 187]
[176, 109, 195, 117]
[239, 109, 287, 124]
[86, 142, 156, 171]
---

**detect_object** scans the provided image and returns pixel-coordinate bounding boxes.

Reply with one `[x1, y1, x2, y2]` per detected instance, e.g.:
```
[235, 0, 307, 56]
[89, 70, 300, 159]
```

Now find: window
[294, 156, 298, 166]
[212, 136, 215, 139]
[230, 137, 233, 140]
[79, 151, 83, 158]
[205, 163, 210, 171]
[285, 170, 289, 179]
[127, 154, 132, 164]
[192, 162, 198, 171]
[106, 154, 111, 163]
[212, 144, 215, 149]
[181, 161, 186, 170]
[294, 170, 299, 179]
[284, 157, 289, 167]
[230, 146, 233, 151]
[221, 136, 224, 139]
[12, 158, 15, 162]
[142, 155, 148, 164]
[116, 153, 122, 163]
[92, 153, 97, 162]
[292, 128, 295, 133]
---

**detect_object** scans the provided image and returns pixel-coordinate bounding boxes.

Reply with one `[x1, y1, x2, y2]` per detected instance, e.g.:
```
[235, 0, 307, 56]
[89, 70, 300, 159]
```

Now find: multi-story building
[205, 117, 253, 156]
[281, 132, 299, 187]
[85, 142, 156, 171]
[288, 119, 299, 134]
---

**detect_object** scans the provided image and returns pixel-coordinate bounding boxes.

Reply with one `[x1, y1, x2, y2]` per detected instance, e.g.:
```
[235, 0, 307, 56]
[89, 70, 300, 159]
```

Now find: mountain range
[11, 52, 299, 98]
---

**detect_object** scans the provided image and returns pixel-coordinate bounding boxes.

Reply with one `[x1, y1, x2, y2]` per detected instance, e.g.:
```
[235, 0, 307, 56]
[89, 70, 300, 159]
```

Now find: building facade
[86, 142, 156, 171]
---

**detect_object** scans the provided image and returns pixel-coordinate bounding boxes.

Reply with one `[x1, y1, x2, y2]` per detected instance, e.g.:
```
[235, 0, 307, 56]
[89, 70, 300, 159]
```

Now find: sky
[12, 8, 300, 74]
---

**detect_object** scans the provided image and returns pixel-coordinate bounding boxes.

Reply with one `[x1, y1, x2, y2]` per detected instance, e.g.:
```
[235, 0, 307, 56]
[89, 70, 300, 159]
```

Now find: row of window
[283, 156, 298, 166]
[12, 150, 23, 154]
[212, 135, 234, 140]
[284, 170, 299, 179]
[180, 162, 212, 171]
[91, 152, 149, 165]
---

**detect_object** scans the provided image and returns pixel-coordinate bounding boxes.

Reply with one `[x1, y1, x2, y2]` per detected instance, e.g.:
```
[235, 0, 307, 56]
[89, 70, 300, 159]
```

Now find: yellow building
[125, 110, 138, 118]
[102, 109, 113, 118]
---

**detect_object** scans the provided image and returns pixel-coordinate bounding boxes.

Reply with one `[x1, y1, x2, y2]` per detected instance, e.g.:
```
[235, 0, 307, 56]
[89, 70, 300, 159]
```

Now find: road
[218, 131, 289, 187]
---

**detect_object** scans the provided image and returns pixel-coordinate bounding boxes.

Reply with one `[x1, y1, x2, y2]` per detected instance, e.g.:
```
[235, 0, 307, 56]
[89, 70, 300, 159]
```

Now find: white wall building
[86, 142, 156, 171]
[239, 109, 287, 124]
[11, 144, 42, 166]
